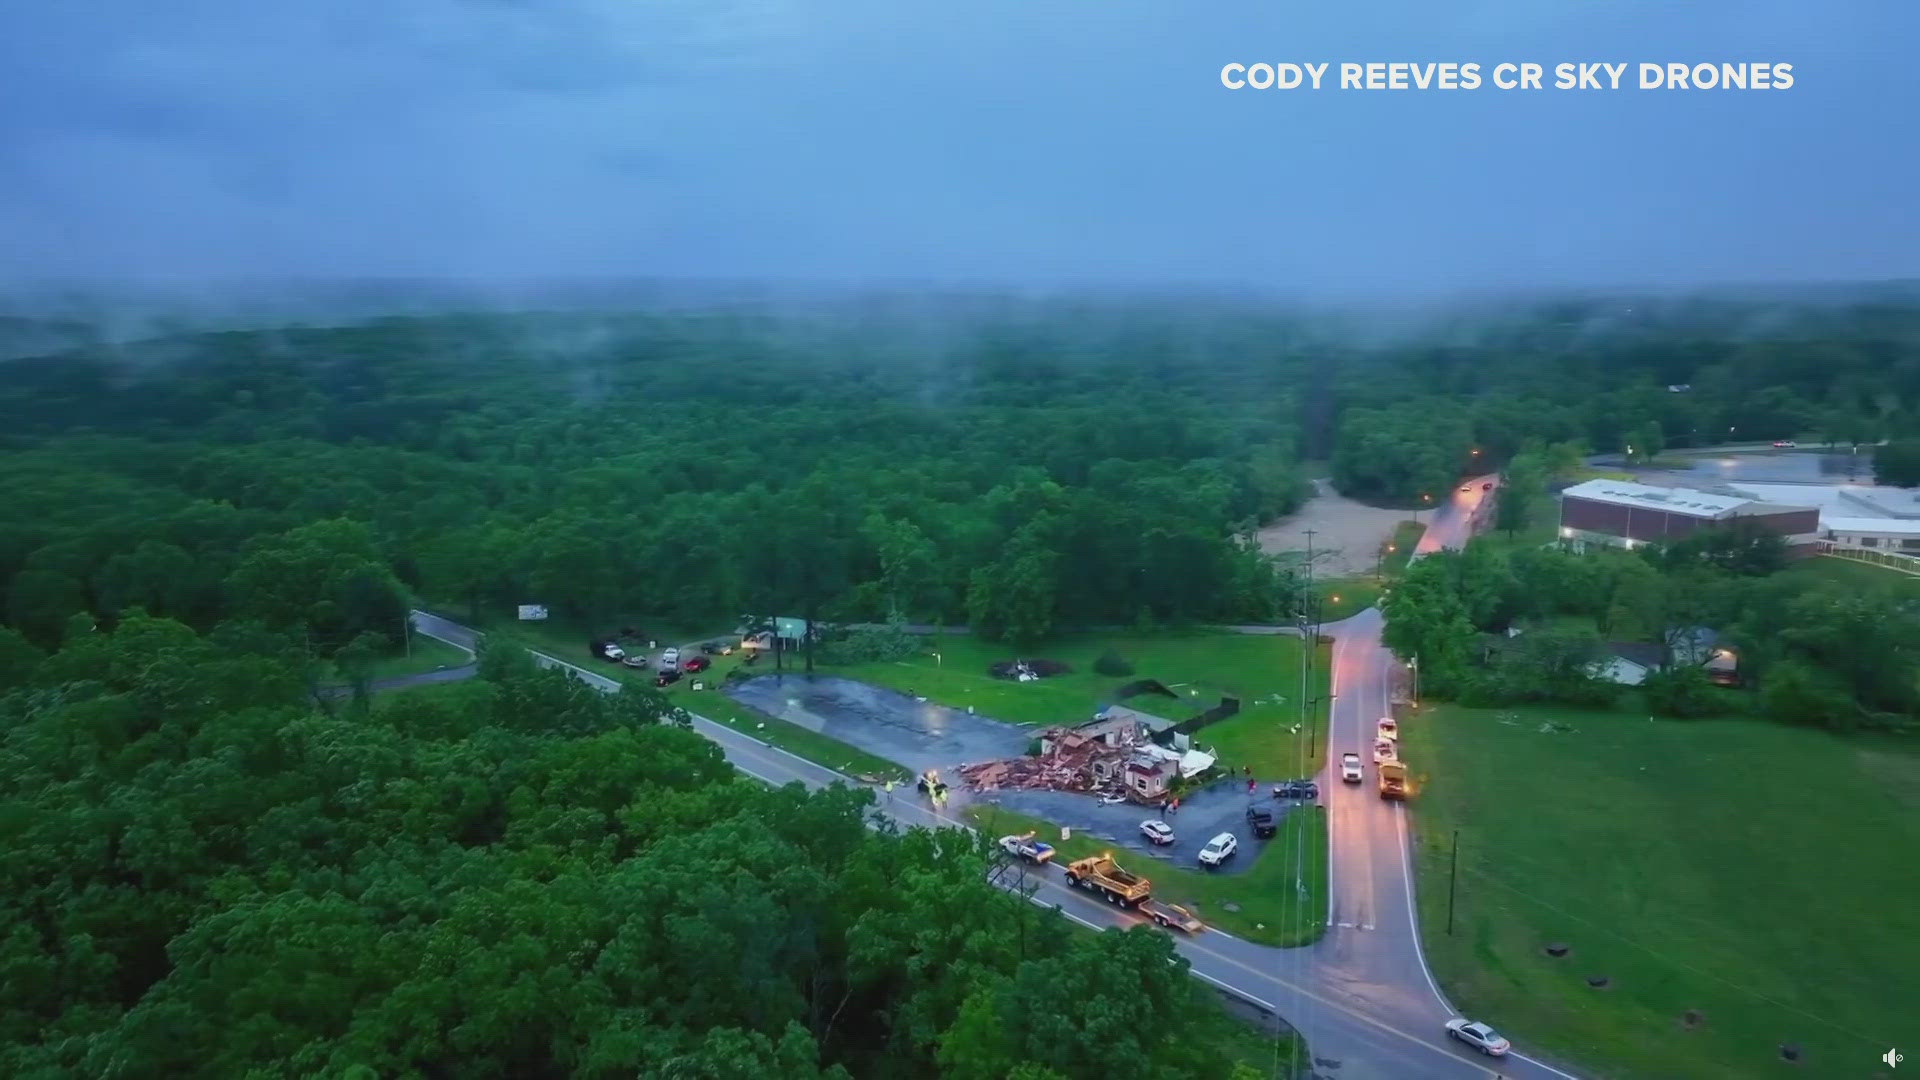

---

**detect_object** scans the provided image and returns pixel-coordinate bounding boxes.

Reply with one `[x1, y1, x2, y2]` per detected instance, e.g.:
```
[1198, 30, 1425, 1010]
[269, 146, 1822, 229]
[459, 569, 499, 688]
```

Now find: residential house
[1593, 642, 1668, 686]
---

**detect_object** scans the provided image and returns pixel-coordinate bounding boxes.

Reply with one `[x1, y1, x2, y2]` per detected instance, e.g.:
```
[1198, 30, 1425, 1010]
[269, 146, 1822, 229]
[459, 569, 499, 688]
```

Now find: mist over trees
[2, 289, 1919, 1072]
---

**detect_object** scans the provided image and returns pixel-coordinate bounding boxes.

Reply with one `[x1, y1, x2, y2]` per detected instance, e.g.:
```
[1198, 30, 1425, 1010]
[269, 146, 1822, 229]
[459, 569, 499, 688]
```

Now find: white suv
[1198, 833, 1238, 867]
[1341, 753, 1364, 783]
[659, 647, 680, 670]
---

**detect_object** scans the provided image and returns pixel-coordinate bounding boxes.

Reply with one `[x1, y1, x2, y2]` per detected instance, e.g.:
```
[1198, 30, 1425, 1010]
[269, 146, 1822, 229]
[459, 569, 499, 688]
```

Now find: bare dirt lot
[1257, 479, 1413, 576]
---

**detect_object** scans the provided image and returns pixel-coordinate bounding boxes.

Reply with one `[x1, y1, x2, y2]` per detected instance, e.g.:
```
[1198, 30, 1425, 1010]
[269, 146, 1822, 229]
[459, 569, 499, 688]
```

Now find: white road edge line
[1387, 652, 1584, 1080]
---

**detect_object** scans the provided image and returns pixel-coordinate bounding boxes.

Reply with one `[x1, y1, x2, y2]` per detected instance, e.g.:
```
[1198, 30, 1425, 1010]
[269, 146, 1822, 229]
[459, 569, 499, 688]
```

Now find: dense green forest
[0, 617, 1269, 1077]
[4, 291, 1920, 1074]
[5, 294, 1920, 656]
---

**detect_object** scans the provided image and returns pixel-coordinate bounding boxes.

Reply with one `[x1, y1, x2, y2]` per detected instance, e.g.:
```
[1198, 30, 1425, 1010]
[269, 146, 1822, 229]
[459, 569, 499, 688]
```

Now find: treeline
[5, 294, 1920, 651]
[1381, 524, 1920, 729]
[0, 614, 1265, 1078]
[0, 314, 1323, 648]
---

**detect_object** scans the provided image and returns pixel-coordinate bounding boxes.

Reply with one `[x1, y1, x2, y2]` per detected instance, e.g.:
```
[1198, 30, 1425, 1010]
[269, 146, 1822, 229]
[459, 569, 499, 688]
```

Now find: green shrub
[1095, 649, 1134, 677]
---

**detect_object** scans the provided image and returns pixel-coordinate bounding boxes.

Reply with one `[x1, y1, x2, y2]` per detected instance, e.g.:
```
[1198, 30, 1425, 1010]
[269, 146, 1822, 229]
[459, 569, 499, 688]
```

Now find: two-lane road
[407, 493, 1583, 1080]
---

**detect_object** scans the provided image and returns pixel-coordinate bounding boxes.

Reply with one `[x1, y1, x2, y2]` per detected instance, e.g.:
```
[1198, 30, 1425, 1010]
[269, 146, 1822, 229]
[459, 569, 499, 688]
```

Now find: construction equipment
[1063, 852, 1152, 907]
[1379, 759, 1408, 800]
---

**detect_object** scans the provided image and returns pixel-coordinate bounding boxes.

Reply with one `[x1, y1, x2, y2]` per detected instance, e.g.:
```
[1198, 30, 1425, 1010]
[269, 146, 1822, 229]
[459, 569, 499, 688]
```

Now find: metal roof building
[1557, 479, 1822, 554]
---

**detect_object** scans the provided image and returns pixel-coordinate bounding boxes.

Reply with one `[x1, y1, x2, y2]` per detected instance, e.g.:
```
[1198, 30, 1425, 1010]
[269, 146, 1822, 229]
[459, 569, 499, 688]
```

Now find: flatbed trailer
[1139, 899, 1204, 933]
[1063, 852, 1152, 907]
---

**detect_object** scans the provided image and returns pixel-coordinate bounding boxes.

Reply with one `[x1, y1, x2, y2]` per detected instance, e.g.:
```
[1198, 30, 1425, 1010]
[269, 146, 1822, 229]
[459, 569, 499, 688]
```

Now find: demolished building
[958, 710, 1216, 800]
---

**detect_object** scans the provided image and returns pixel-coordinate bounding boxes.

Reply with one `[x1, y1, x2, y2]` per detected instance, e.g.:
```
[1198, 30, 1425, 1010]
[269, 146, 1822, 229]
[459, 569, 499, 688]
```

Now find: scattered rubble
[957, 709, 1215, 800]
[988, 658, 1073, 680]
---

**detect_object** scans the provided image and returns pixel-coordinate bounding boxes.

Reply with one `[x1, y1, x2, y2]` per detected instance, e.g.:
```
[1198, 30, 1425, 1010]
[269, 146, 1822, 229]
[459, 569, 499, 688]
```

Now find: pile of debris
[957, 755, 1099, 794]
[956, 710, 1168, 799]
[987, 658, 1073, 681]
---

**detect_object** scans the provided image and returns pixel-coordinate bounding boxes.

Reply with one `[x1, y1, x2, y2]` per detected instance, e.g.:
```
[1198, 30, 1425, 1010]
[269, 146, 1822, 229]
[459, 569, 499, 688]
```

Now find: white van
[659, 647, 680, 671]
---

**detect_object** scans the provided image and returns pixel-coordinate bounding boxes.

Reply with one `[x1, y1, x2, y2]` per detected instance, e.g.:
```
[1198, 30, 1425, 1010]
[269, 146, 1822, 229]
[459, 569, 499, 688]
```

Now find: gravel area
[1258, 478, 1414, 577]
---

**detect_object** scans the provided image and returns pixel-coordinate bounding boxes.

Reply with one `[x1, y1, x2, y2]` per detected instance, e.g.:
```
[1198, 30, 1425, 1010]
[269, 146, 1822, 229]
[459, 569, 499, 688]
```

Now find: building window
[1904, 539, 1920, 551]
[1862, 537, 1880, 548]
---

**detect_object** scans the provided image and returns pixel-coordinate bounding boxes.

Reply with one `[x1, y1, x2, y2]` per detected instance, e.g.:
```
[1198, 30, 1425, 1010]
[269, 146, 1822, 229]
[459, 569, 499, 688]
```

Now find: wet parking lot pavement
[974, 779, 1311, 878]
[721, 673, 1033, 773]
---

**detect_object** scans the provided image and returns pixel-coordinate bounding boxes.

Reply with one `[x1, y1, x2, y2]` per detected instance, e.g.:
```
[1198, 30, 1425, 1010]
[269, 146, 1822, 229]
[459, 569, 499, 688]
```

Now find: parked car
[659, 647, 680, 670]
[1140, 820, 1175, 846]
[1482, 481, 1493, 491]
[683, 655, 711, 673]
[1444, 1018, 1511, 1057]
[1245, 805, 1277, 838]
[1373, 738, 1398, 764]
[1772, 440, 1797, 448]
[1272, 779, 1319, 800]
[1341, 753, 1364, 783]
[1460, 484, 1472, 492]
[1197, 833, 1238, 867]
[654, 669, 682, 687]
[1377, 716, 1399, 740]
[590, 639, 626, 663]
[700, 640, 732, 655]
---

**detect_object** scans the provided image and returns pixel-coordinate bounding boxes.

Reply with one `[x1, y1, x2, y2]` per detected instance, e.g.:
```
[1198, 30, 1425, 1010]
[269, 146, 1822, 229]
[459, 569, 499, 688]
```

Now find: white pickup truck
[997, 833, 1055, 864]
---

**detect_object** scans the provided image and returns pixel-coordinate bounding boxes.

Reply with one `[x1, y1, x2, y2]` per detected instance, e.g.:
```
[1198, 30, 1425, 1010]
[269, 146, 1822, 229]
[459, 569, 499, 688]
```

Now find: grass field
[1790, 552, 1920, 595]
[965, 803, 1328, 948]
[831, 631, 1332, 777]
[1403, 703, 1920, 1080]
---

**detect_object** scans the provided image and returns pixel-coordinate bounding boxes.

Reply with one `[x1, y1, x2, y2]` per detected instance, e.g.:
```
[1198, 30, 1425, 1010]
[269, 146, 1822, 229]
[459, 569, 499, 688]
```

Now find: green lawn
[368, 631, 471, 681]
[965, 803, 1328, 948]
[828, 631, 1332, 777]
[1313, 579, 1381, 623]
[1790, 553, 1920, 596]
[1382, 519, 1425, 576]
[1403, 703, 1920, 1080]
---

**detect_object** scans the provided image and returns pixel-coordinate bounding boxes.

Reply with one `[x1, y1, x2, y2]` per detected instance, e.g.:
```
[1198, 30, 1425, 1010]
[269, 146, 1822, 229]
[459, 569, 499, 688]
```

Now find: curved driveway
[405, 475, 1586, 1080]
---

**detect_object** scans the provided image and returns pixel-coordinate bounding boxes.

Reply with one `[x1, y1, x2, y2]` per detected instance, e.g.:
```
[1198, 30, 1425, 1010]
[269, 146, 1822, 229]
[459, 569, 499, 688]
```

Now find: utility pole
[1446, 829, 1459, 935]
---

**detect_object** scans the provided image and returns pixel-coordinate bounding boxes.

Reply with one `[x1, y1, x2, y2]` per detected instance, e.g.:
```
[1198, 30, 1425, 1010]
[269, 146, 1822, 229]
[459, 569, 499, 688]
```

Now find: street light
[1305, 693, 1337, 759]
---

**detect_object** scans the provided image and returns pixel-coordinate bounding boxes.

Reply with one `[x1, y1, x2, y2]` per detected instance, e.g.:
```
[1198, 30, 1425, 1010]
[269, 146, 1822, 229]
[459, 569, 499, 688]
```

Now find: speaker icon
[1886, 1047, 1904, 1069]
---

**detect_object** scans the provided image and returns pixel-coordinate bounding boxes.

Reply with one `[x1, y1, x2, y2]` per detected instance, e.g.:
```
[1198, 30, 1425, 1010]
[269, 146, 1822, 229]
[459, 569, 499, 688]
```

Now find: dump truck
[997, 832, 1055, 864]
[1063, 852, 1152, 907]
[1379, 759, 1408, 800]
[1140, 898, 1205, 933]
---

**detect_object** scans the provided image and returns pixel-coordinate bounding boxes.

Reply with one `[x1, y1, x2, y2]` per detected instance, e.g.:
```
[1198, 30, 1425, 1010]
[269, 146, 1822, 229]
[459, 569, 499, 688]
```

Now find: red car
[1772, 440, 1796, 448]
[683, 655, 711, 673]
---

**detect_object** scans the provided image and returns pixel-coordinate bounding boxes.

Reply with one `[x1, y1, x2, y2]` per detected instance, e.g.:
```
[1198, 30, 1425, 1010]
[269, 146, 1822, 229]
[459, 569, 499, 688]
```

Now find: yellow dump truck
[1064, 852, 1153, 907]
[1379, 759, 1408, 800]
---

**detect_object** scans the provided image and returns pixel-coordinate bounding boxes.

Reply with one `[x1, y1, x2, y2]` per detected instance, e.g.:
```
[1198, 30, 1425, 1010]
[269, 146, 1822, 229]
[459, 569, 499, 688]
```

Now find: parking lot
[973, 779, 1309, 878]
[721, 673, 1032, 774]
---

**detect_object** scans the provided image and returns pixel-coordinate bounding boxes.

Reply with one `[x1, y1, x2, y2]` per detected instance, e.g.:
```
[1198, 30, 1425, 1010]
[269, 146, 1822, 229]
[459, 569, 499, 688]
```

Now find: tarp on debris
[1177, 748, 1216, 779]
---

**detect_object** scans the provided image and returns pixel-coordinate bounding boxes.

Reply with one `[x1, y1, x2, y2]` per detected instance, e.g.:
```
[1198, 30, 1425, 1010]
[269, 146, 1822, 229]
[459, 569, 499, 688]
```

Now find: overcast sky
[1, 1, 1913, 293]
